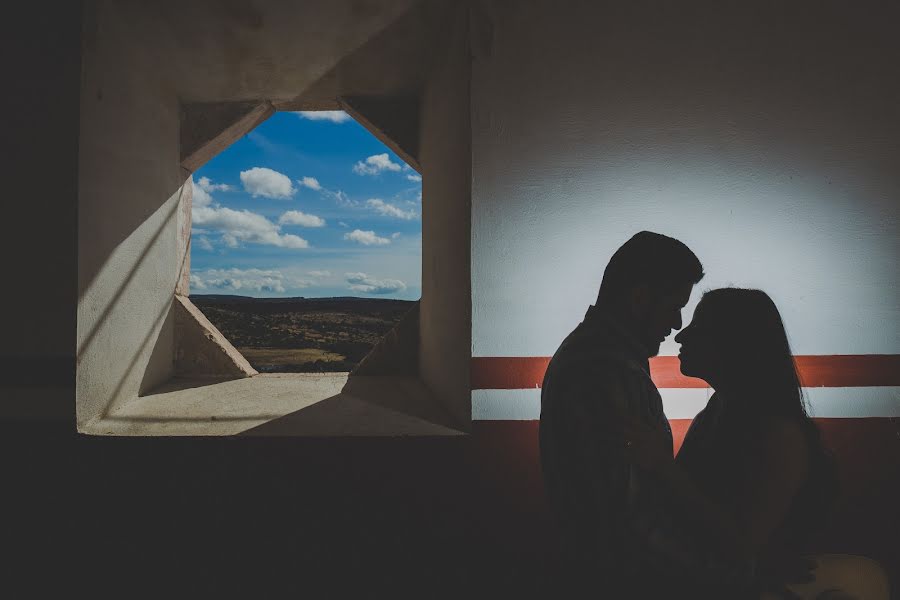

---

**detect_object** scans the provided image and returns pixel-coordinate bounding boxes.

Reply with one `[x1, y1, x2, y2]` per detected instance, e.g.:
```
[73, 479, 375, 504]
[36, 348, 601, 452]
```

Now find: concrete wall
[470, 0, 899, 420]
[72, 0, 425, 429]
[76, 2, 188, 427]
[419, 4, 472, 428]
[0, 3, 82, 418]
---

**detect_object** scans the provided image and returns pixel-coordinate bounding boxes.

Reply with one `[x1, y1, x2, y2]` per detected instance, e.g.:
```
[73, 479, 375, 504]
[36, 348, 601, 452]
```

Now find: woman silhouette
[622, 289, 886, 598]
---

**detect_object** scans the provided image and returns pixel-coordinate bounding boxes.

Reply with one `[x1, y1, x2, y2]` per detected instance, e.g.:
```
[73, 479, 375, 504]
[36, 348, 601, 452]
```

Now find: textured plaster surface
[83, 373, 348, 436]
[339, 95, 421, 171]
[173, 295, 257, 379]
[470, 0, 900, 359]
[180, 101, 274, 171]
[247, 376, 466, 436]
[418, 4, 472, 429]
[175, 173, 192, 296]
[74, 0, 431, 429]
[352, 303, 419, 376]
[80, 374, 465, 437]
[97, 1, 418, 104]
[77, 3, 188, 427]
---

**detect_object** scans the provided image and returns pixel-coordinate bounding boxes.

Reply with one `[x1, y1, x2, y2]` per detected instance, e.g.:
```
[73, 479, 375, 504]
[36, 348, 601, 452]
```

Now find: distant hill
[189, 295, 417, 373]
[191, 294, 388, 304]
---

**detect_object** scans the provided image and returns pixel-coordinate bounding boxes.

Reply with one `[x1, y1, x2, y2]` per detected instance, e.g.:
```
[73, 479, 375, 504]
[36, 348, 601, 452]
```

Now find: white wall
[77, 3, 187, 427]
[471, 0, 899, 361]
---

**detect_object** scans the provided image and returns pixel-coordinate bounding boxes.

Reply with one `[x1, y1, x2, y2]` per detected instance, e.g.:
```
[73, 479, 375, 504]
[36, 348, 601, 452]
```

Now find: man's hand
[621, 416, 674, 472]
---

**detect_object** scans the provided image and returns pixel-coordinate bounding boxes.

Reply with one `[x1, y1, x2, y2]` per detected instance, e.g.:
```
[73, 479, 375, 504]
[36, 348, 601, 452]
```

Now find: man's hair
[597, 231, 704, 301]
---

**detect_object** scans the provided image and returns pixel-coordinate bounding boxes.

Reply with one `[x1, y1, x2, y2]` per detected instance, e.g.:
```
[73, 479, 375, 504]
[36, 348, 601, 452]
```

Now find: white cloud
[345, 272, 406, 295]
[240, 167, 295, 199]
[338, 221, 349, 228]
[294, 111, 351, 123]
[278, 210, 326, 228]
[324, 188, 356, 207]
[189, 268, 302, 294]
[190, 273, 207, 290]
[344, 229, 390, 246]
[391, 232, 401, 240]
[192, 184, 214, 208]
[366, 198, 417, 220]
[196, 176, 233, 192]
[353, 153, 402, 176]
[193, 205, 309, 249]
[195, 236, 214, 251]
[307, 270, 331, 278]
[406, 174, 422, 182]
[298, 176, 321, 191]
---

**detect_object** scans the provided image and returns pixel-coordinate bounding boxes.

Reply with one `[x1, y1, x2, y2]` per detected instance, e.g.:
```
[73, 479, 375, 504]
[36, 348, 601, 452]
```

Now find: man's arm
[563, 367, 631, 492]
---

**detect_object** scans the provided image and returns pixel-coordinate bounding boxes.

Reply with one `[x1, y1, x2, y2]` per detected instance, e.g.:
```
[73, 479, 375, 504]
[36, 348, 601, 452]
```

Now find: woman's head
[675, 288, 805, 416]
[676, 288, 839, 533]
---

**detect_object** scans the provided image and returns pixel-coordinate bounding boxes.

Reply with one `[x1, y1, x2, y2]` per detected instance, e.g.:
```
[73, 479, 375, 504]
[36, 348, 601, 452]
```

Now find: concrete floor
[83, 373, 347, 435]
[82, 373, 466, 436]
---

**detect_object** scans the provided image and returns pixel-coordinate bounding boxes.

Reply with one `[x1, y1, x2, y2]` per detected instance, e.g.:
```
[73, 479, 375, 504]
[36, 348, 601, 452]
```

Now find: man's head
[597, 231, 704, 357]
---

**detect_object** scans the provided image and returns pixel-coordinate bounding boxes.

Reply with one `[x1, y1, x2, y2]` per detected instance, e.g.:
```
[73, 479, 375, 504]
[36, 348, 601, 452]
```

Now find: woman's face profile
[674, 301, 721, 383]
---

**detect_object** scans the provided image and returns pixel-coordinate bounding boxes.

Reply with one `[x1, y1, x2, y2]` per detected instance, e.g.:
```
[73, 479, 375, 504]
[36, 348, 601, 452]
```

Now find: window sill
[80, 373, 467, 437]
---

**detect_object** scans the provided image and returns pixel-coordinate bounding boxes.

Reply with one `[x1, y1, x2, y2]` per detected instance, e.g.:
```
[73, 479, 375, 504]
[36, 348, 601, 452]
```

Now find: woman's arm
[723, 419, 809, 552]
[624, 416, 808, 558]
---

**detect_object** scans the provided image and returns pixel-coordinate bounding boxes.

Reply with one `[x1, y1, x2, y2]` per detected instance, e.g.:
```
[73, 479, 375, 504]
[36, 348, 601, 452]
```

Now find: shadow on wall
[97, 297, 173, 420]
[77, 178, 189, 424]
[76, 190, 182, 364]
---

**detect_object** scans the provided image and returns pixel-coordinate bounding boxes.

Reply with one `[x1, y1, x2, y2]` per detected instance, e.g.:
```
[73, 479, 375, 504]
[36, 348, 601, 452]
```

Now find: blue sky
[189, 110, 422, 300]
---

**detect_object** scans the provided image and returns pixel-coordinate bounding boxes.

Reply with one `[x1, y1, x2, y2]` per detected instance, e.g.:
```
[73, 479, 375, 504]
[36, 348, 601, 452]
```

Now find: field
[191, 295, 416, 373]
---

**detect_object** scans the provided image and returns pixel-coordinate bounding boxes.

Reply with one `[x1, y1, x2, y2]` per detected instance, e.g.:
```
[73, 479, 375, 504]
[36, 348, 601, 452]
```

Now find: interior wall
[76, 2, 188, 427]
[470, 0, 899, 418]
[419, 4, 472, 428]
[0, 2, 83, 419]
[462, 0, 898, 576]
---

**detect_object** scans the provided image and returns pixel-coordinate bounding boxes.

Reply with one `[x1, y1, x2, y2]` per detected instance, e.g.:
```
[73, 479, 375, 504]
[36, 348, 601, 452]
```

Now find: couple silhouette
[539, 232, 888, 599]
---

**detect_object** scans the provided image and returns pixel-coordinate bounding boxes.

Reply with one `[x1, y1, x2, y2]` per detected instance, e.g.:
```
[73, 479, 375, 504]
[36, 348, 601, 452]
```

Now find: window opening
[189, 110, 422, 373]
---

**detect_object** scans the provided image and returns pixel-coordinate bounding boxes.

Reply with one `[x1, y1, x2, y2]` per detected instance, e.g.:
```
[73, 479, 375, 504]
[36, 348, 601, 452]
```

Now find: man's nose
[673, 312, 683, 331]
[674, 329, 684, 343]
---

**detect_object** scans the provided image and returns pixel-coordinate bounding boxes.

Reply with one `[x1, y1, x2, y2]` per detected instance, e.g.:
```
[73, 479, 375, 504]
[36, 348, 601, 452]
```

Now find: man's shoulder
[543, 342, 632, 412]
[548, 326, 634, 378]
[547, 342, 626, 383]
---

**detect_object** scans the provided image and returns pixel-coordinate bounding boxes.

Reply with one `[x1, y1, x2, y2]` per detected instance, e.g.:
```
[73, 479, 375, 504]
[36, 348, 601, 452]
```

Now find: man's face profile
[631, 282, 693, 357]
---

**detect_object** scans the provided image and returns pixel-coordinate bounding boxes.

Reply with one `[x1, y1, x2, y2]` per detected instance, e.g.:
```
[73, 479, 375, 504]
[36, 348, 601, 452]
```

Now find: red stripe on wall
[471, 355, 900, 389]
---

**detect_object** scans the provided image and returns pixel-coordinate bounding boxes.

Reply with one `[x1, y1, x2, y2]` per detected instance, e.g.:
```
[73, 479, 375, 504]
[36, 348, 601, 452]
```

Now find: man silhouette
[539, 231, 704, 596]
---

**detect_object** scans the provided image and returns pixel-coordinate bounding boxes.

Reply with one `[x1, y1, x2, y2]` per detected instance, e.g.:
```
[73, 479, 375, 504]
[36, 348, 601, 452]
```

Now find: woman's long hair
[699, 288, 805, 417]
[698, 288, 839, 538]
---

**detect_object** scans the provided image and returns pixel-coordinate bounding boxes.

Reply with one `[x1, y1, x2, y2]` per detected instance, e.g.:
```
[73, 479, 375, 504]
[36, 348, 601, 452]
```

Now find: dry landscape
[191, 295, 416, 373]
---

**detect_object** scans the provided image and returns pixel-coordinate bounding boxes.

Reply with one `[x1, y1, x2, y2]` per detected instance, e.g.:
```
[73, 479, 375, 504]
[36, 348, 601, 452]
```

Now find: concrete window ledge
[80, 374, 466, 437]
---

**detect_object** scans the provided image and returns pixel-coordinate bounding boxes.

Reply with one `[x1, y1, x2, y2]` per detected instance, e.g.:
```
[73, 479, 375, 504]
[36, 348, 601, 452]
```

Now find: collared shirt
[539, 304, 672, 583]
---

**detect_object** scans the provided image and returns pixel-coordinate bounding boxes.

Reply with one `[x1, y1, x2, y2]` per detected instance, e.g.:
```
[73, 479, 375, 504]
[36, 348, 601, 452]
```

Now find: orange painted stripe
[470, 355, 900, 390]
